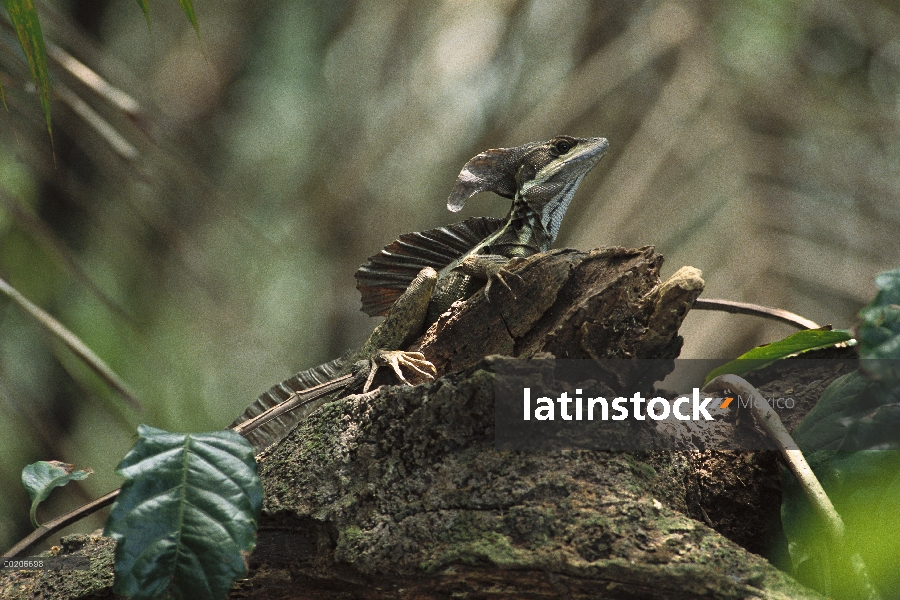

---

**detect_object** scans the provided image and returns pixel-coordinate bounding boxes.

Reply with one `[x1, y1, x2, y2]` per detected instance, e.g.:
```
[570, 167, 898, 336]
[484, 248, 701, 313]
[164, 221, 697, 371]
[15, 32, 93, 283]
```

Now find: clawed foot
[483, 265, 525, 304]
[363, 350, 438, 392]
[455, 255, 526, 304]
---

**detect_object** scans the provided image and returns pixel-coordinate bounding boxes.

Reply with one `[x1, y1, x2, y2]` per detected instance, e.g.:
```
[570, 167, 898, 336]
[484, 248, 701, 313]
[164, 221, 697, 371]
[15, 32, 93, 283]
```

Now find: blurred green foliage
[780, 269, 900, 598]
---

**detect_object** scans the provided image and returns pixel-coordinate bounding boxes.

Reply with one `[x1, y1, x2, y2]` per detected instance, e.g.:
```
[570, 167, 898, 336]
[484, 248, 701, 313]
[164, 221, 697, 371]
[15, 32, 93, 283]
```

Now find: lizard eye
[552, 139, 572, 155]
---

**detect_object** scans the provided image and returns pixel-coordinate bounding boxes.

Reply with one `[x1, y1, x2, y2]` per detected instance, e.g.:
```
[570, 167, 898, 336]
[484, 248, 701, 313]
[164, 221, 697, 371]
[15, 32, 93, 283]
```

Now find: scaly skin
[411, 136, 609, 322]
[232, 267, 438, 452]
[233, 136, 609, 452]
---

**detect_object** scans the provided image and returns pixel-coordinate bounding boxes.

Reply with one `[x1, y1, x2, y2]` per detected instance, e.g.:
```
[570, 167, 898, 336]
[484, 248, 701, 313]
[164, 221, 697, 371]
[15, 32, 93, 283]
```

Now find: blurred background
[0, 0, 898, 551]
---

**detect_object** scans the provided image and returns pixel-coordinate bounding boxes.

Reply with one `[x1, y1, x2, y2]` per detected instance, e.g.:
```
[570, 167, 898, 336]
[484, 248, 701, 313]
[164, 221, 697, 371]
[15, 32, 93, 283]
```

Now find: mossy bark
[0, 247, 826, 599]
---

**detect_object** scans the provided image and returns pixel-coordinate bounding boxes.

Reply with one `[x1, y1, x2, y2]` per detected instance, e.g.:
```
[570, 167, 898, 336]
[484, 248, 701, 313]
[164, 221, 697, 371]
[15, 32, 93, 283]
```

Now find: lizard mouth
[558, 136, 609, 169]
[527, 137, 608, 190]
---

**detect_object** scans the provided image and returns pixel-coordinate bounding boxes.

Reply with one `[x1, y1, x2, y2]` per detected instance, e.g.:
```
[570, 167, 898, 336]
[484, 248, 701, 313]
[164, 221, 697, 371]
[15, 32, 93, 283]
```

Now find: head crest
[446, 147, 522, 212]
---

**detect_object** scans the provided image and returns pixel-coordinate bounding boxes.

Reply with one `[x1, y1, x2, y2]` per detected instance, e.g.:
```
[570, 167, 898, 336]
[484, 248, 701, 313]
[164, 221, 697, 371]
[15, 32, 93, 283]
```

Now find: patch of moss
[625, 455, 657, 481]
[440, 511, 495, 545]
[342, 525, 364, 544]
[422, 531, 529, 572]
[502, 505, 557, 545]
[0, 534, 116, 600]
[581, 514, 611, 528]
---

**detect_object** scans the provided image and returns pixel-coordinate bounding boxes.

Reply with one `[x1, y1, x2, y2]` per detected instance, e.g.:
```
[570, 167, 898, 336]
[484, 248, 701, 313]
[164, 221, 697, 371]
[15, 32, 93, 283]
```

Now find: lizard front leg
[359, 266, 439, 391]
[453, 255, 527, 303]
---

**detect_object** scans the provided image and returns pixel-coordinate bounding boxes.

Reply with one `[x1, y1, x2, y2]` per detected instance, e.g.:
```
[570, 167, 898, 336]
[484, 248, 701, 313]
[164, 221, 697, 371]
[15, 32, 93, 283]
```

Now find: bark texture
[233, 248, 820, 599]
[0, 247, 827, 600]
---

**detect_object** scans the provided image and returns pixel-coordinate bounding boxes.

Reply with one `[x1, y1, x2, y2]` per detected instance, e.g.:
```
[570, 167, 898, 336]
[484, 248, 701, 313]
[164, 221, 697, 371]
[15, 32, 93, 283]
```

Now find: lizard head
[518, 136, 609, 242]
[447, 137, 609, 239]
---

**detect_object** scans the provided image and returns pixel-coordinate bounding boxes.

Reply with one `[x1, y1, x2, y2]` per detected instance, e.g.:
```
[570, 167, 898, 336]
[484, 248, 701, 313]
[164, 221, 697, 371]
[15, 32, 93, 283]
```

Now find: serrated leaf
[176, 0, 200, 36]
[2, 0, 52, 135]
[105, 425, 262, 600]
[703, 328, 853, 384]
[21, 460, 92, 528]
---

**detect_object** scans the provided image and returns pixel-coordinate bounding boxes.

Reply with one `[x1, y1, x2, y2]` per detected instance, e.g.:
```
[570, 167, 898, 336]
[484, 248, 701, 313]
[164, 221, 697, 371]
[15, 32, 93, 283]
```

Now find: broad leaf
[703, 327, 853, 384]
[794, 267, 900, 455]
[21, 460, 92, 528]
[781, 438, 900, 597]
[105, 425, 262, 600]
[790, 371, 881, 454]
[2, 0, 51, 134]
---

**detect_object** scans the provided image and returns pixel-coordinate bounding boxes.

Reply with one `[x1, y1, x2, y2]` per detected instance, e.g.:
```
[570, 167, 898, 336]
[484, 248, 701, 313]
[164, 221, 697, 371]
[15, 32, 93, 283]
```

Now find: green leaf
[176, 0, 200, 36]
[781, 444, 900, 597]
[21, 460, 92, 528]
[790, 370, 899, 453]
[703, 328, 853, 384]
[105, 425, 262, 600]
[2, 0, 52, 135]
[790, 371, 872, 453]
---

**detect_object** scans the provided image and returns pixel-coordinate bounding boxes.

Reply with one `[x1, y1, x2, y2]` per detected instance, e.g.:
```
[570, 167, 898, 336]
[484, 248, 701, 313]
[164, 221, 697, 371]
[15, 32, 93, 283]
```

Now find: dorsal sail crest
[355, 216, 505, 317]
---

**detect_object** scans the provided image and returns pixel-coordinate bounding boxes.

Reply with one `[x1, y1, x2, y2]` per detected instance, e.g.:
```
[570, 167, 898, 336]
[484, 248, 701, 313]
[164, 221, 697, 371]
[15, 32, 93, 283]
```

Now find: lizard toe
[397, 352, 437, 380]
[373, 350, 436, 387]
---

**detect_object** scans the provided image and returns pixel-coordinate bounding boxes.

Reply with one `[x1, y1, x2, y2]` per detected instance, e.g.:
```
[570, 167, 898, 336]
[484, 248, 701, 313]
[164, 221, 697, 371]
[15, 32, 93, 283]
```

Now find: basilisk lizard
[232, 136, 609, 451]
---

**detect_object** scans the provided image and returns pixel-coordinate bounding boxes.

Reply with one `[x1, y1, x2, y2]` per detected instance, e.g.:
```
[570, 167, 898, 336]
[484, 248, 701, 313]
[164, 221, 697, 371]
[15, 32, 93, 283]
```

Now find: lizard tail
[230, 354, 352, 452]
[355, 216, 505, 317]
